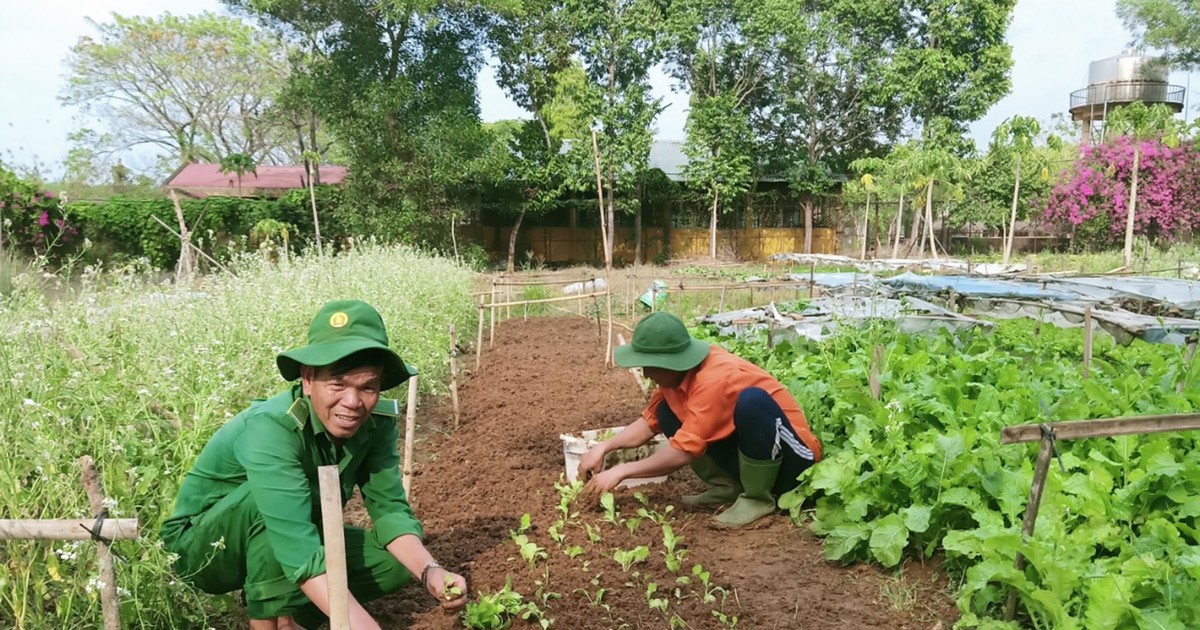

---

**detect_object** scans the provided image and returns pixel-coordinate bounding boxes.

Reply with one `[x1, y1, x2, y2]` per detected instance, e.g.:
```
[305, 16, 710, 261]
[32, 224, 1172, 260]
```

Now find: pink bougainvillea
[1041, 136, 1200, 247]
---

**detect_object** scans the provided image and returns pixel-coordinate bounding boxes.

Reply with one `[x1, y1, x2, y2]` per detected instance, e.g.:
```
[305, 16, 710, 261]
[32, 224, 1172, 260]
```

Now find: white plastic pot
[560, 427, 669, 488]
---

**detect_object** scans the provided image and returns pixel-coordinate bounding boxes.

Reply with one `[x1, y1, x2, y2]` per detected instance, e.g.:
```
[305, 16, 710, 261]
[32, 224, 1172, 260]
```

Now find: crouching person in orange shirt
[579, 312, 822, 527]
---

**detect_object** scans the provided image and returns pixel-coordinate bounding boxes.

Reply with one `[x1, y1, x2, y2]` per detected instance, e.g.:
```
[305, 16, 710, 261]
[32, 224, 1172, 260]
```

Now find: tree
[664, 0, 773, 259]
[218, 153, 258, 196]
[751, 2, 906, 254]
[1118, 0, 1200, 69]
[490, 0, 581, 271]
[1105, 102, 1181, 269]
[888, 0, 1017, 136]
[562, 0, 666, 266]
[62, 12, 297, 172]
[989, 116, 1061, 264]
[230, 0, 494, 251]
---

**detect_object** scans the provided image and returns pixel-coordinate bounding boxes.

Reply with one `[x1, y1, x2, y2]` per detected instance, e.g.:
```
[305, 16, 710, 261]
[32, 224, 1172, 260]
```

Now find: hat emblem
[329, 312, 349, 328]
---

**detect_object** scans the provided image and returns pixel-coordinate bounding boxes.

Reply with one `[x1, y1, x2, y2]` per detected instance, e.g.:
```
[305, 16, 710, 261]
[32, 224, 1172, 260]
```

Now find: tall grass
[0, 244, 475, 628]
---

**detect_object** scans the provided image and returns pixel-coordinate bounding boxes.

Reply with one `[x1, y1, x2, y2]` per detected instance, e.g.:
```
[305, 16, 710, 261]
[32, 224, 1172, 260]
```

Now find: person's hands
[424, 567, 469, 611]
[577, 443, 608, 480]
[582, 467, 623, 502]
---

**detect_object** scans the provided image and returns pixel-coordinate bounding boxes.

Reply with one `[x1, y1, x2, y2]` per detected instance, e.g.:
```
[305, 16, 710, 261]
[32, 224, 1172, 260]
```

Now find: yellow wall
[485, 226, 838, 264]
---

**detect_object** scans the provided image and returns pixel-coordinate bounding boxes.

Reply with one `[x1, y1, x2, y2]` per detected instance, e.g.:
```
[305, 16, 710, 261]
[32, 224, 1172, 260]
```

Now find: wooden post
[1003, 434, 1055, 622]
[402, 376, 419, 497]
[449, 324, 460, 430]
[318, 466, 351, 630]
[475, 299, 484, 370]
[1082, 306, 1093, 380]
[606, 284, 614, 368]
[1179, 259, 1185, 279]
[869, 345, 884, 400]
[809, 262, 815, 299]
[169, 189, 195, 283]
[78, 455, 121, 630]
[617, 334, 650, 397]
[0, 519, 138, 540]
[651, 286, 658, 313]
[489, 279, 496, 348]
[1180, 338, 1198, 394]
[718, 286, 728, 312]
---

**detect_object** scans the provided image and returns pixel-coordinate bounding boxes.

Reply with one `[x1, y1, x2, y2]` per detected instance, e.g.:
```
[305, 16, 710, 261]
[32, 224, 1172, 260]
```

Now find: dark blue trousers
[657, 387, 815, 495]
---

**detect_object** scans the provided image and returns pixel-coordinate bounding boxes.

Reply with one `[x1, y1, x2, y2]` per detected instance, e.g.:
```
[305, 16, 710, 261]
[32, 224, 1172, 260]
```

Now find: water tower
[1069, 49, 1185, 144]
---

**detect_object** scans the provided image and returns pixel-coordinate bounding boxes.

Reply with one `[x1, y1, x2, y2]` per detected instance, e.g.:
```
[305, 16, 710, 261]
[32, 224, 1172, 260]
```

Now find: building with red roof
[163, 163, 349, 198]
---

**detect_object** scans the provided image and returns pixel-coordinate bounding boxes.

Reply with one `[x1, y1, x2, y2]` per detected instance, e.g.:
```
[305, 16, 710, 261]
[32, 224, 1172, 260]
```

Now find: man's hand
[582, 467, 623, 501]
[577, 443, 608, 480]
[425, 567, 469, 611]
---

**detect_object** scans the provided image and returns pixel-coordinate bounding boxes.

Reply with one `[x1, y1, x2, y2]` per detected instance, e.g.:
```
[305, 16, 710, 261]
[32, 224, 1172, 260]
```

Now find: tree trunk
[507, 206, 526, 273]
[1123, 145, 1141, 270]
[1003, 155, 1022, 265]
[709, 189, 720, 259]
[635, 183, 643, 265]
[924, 180, 938, 259]
[307, 160, 324, 258]
[803, 200, 814, 254]
[892, 191, 904, 259]
[861, 191, 870, 259]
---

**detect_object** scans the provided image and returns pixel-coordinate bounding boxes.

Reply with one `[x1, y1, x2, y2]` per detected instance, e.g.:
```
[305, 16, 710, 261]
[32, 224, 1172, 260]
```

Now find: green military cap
[276, 300, 415, 390]
[614, 312, 710, 372]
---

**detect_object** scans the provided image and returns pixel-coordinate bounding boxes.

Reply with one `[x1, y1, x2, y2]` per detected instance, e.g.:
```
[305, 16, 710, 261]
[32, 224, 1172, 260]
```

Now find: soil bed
[353, 316, 958, 628]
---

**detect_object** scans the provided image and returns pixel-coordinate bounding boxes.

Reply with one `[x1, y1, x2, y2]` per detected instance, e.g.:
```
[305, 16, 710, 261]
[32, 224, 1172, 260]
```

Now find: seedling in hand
[443, 574, 463, 601]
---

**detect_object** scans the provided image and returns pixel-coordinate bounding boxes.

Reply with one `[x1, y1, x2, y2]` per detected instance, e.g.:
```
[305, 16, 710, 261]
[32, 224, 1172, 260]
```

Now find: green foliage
[710, 319, 1199, 624]
[1119, 0, 1200, 70]
[0, 245, 476, 628]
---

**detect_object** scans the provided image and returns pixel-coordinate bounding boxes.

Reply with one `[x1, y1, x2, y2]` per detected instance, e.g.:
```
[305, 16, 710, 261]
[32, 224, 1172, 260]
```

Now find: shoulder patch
[286, 399, 310, 429]
[373, 398, 401, 418]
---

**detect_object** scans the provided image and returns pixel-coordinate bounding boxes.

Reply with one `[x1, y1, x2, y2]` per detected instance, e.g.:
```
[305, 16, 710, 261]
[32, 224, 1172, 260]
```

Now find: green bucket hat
[276, 300, 414, 390]
[614, 312, 710, 372]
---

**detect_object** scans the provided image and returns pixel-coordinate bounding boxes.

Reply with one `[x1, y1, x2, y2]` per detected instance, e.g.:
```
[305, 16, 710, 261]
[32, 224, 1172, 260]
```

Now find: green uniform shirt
[161, 384, 423, 584]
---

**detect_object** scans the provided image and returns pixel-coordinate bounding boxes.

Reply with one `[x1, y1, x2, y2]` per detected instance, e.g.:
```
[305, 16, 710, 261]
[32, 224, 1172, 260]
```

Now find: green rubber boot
[682, 456, 742, 506]
[714, 452, 781, 527]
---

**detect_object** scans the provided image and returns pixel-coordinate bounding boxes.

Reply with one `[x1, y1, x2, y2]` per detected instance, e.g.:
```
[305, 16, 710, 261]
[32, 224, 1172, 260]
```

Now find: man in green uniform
[162, 300, 466, 629]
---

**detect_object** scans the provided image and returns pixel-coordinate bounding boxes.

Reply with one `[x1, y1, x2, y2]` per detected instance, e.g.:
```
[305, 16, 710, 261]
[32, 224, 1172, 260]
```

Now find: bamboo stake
[869, 345, 883, 400]
[489, 280, 496, 348]
[809, 263, 815, 299]
[449, 324, 460, 430]
[1001, 412, 1200, 444]
[402, 376, 419, 497]
[169, 189, 195, 283]
[318, 466, 350, 630]
[150, 215, 233, 275]
[475, 299, 484, 370]
[1003, 435, 1054, 621]
[605, 285, 614, 368]
[616, 334, 650, 397]
[484, 291, 608, 310]
[0, 519, 139, 541]
[78, 455, 121, 630]
[718, 286, 728, 312]
[1180, 338, 1198, 394]
[1082, 306, 1093, 380]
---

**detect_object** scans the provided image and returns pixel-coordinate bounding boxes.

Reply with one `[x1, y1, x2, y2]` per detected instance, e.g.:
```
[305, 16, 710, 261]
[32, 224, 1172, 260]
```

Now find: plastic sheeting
[768, 253, 1025, 275]
[698, 294, 990, 343]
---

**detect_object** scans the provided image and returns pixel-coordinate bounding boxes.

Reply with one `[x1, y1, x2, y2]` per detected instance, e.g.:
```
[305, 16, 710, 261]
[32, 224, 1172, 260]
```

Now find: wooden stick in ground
[0, 518, 139, 541]
[449, 324, 460, 430]
[402, 375, 419, 497]
[1003, 434, 1055, 621]
[150, 214, 233, 275]
[869, 345, 883, 400]
[1082, 306, 1093, 380]
[78, 455, 122, 630]
[475, 299, 484, 370]
[483, 291, 608, 310]
[605, 284, 614, 367]
[1180, 338, 1198, 394]
[169, 189, 195, 283]
[317, 466, 351, 630]
[489, 279, 496, 348]
[616, 334, 650, 397]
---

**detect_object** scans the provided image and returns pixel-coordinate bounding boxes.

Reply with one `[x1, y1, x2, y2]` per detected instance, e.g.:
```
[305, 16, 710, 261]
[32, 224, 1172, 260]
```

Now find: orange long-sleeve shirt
[642, 345, 822, 460]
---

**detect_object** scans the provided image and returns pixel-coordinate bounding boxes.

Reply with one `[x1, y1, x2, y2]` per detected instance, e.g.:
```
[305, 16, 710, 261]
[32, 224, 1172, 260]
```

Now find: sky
[1, 0, 1194, 179]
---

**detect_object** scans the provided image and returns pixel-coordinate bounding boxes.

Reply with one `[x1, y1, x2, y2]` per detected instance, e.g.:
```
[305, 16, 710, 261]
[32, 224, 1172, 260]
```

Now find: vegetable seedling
[443, 574, 463, 601]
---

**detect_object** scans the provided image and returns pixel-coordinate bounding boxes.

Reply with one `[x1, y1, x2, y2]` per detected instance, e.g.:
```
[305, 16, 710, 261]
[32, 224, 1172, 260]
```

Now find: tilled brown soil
[353, 316, 957, 629]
